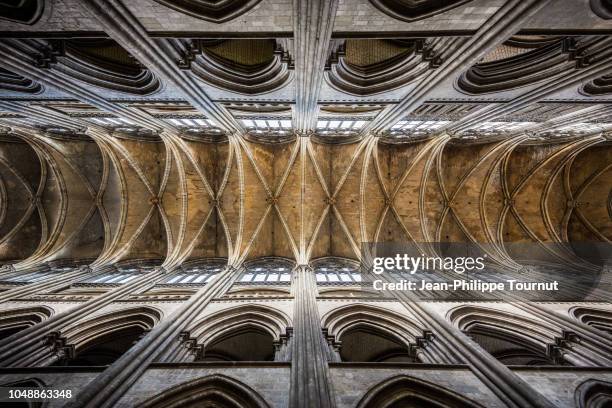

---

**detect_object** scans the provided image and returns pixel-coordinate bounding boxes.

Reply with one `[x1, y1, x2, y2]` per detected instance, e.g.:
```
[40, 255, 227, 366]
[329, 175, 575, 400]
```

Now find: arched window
[0, 306, 52, 340]
[357, 375, 483, 408]
[186, 305, 291, 362]
[163, 260, 225, 284]
[203, 325, 275, 362]
[76, 263, 157, 285]
[339, 325, 412, 362]
[313, 257, 362, 285]
[449, 306, 560, 366]
[238, 258, 294, 285]
[322, 304, 424, 363]
[54, 307, 161, 366]
[139, 374, 270, 408]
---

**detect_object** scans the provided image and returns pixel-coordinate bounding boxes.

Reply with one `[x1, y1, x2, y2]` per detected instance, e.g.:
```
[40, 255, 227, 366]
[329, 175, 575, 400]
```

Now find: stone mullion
[0, 266, 98, 304]
[65, 266, 241, 408]
[79, 0, 242, 133]
[378, 274, 556, 408]
[367, 0, 551, 133]
[290, 265, 335, 408]
[0, 266, 166, 367]
[292, 0, 339, 133]
[0, 101, 86, 132]
[0, 264, 47, 281]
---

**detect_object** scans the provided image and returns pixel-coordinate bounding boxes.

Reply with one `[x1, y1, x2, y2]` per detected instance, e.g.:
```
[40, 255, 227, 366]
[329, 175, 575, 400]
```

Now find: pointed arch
[575, 378, 612, 408]
[356, 375, 484, 408]
[187, 304, 292, 362]
[321, 303, 423, 362]
[0, 306, 53, 339]
[57, 306, 162, 366]
[138, 374, 270, 408]
[570, 307, 612, 336]
[448, 305, 560, 365]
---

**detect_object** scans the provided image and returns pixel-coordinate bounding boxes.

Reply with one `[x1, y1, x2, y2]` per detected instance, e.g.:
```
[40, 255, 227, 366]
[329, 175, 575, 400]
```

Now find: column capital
[295, 130, 315, 138]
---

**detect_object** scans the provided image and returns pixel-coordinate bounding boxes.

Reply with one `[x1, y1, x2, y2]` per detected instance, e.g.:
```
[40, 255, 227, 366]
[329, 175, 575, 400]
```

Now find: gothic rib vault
[2, 131, 610, 271]
[0, 0, 612, 408]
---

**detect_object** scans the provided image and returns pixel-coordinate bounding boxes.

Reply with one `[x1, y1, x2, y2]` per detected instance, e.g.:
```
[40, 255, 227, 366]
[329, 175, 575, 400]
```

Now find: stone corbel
[36, 40, 64, 69]
[177, 40, 201, 70]
[547, 331, 579, 364]
[546, 343, 565, 364]
[191, 344, 204, 360]
[275, 42, 294, 69]
[44, 331, 74, 362]
[408, 343, 422, 361]
[416, 331, 433, 349]
[418, 39, 443, 69]
[322, 328, 342, 362]
[55, 344, 75, 362]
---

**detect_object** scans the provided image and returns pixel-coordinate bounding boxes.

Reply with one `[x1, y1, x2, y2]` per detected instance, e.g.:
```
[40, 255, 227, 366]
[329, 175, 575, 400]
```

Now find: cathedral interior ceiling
[0, 0, 610, 273]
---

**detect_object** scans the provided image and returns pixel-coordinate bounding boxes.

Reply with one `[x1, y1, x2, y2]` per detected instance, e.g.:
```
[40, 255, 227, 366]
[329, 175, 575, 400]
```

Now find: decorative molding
[0, 0, 44, 25]
[0, 68, 43, 94]
[150, 0, 264, 23]
[368, 0, 473, 22]
[325, 39, 435, 96]
[457, 37, 580, 95]
[189, 40, 292, 95]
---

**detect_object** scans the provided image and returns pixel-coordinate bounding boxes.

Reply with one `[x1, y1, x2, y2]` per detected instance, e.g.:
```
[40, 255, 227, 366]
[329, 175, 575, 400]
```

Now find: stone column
[0, 266, 167, 367]
[513, 301, 612, 364]
[292, 0, 339, 132]
[65, 266, 240, 408]
[290, 265, 335, 408]
[415, 331, 455, 364]
[378, 272, 556, 408]
[79, 0, 241, 132]
[367, 0, 552, 133]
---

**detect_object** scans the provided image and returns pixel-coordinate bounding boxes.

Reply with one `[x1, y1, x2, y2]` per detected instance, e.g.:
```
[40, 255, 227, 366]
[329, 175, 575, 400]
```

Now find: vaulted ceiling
[2, 131, 610, 271]
[0, 0, 611, 272]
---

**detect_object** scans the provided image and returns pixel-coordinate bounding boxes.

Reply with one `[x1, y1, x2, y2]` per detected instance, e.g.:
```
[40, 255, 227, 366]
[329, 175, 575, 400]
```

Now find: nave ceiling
[1, 130, 610, 272]
[0, 0, 611, 273]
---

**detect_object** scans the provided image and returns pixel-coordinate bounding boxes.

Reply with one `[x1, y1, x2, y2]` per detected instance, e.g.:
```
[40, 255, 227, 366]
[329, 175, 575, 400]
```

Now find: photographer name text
[372, 279, 559, 293]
